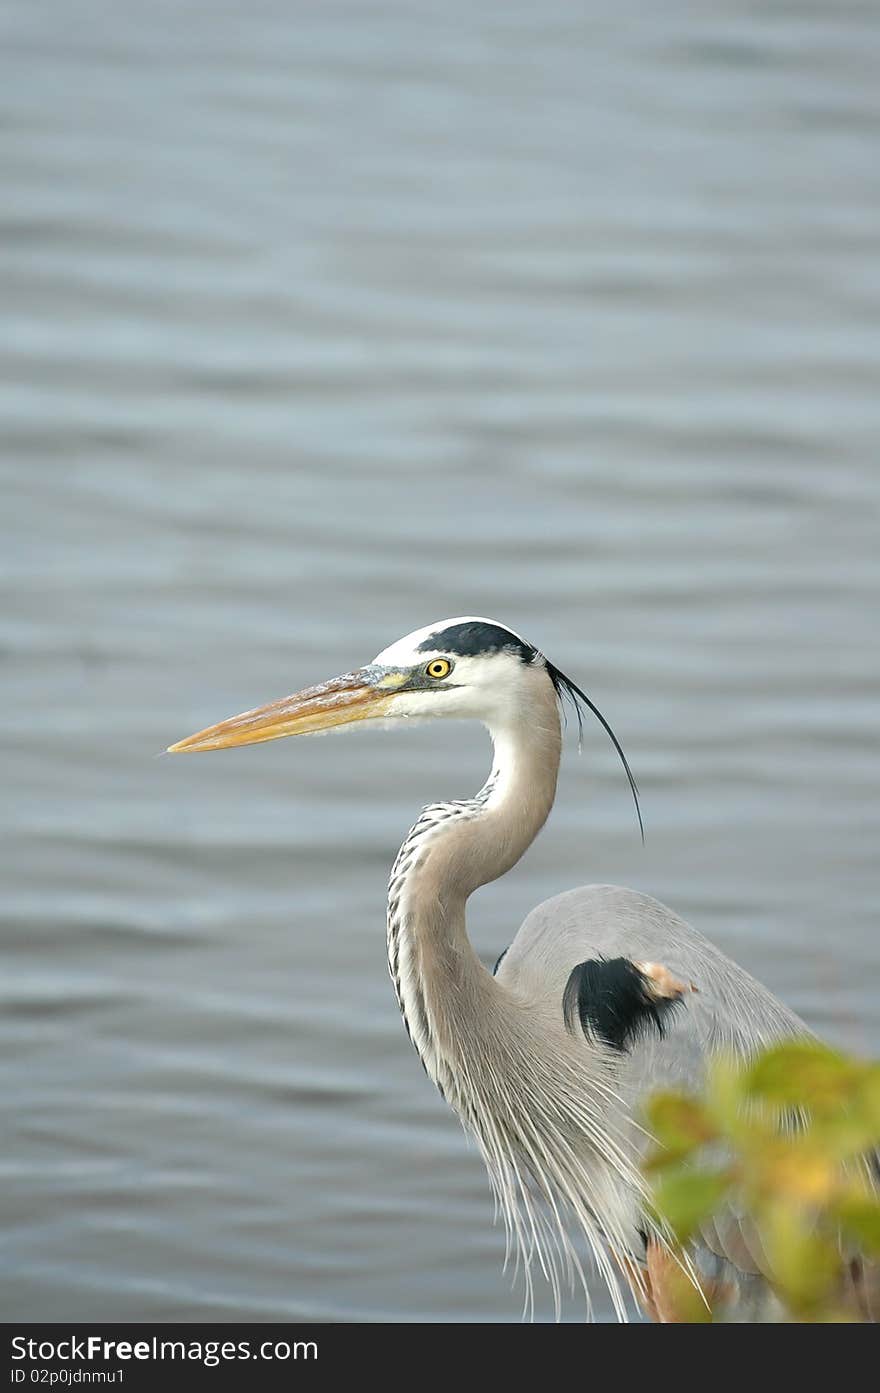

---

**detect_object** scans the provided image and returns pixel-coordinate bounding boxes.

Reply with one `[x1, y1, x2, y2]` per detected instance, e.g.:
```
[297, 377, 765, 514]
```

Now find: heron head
[167, 617, 555, 752]
[166, 615, 641, 833]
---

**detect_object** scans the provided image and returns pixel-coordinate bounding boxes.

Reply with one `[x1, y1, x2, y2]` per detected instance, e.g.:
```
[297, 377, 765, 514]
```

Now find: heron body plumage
[169, 615, 874, 1322]
[381, 654, 804, 1320]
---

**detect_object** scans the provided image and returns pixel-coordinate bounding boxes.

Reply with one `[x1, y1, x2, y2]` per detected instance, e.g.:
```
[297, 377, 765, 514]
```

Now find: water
[2, 1, 878, 1322]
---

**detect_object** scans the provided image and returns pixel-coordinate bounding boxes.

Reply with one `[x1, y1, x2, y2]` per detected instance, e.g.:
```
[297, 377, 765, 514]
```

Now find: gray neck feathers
[385, 675, 645, 1318]
[386, 675, 562, 1098]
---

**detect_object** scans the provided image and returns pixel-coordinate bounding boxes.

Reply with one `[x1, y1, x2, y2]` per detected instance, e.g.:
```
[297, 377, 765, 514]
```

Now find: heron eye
[425, 658, 452, 680]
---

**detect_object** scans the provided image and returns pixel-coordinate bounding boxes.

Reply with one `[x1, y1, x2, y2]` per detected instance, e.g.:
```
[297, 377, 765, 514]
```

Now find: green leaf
[809, 1110, 880, 1162]
[743, 1136, 836, 1205]
[644, 1091, 717, 1161]
[855, 1067, 880, 1129]
[641, 1042, 880, 1321]
[745, 1041, 863, 1111]
[705, 1053, 749, 1133]
[651, 1167, 730, 1245]
[834, 1196, 880, 1257]
[761, 1202, 840, 1308]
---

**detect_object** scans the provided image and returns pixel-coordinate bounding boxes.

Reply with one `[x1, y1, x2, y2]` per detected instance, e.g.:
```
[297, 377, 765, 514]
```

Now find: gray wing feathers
[497, 884, 809, 1316]
[497, 884, 807, 1074]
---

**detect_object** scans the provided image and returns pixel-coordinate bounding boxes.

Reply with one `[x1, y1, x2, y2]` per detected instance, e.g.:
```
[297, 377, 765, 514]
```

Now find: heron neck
[386, 689, 562, 1093]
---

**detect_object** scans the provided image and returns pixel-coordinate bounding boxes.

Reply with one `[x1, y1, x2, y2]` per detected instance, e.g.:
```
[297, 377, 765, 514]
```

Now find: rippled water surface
[3, 1, 879, 1321]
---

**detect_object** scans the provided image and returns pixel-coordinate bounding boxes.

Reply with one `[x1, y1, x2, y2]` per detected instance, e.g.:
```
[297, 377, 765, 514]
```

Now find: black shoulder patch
[493, 946, 509, 977]
[418, 621, 537, 664]
[562, 957, 682, 1053]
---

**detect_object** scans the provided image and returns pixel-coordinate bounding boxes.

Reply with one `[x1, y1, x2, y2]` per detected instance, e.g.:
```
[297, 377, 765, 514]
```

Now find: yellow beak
[167, 669, 400, 754]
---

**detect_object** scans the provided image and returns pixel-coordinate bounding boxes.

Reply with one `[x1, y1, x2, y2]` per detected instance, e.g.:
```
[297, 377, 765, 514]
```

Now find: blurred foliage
[642, 1040, 880, 1322]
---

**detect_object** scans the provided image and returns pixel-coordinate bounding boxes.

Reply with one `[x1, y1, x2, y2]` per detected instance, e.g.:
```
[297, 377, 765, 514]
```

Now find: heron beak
[167, 668, 406, 754]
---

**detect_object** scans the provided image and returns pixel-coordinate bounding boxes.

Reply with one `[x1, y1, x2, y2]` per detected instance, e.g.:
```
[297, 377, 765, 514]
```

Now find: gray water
[2, 1, 879, 1322]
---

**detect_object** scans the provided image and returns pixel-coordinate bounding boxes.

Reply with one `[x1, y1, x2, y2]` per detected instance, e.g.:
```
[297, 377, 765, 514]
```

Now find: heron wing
[497, 882, 807, 1076]
[496, 883, 815, 1319]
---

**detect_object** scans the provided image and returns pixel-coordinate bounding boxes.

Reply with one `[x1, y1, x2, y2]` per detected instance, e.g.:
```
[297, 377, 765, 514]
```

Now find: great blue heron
[168, 616, 870, 1322]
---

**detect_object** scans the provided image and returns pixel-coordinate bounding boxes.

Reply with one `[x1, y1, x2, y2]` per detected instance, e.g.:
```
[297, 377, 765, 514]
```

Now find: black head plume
[545, 660, 644, 843]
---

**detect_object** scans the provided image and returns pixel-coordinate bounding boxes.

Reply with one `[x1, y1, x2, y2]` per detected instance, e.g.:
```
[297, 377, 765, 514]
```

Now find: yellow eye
[425, 658, 452, 680]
